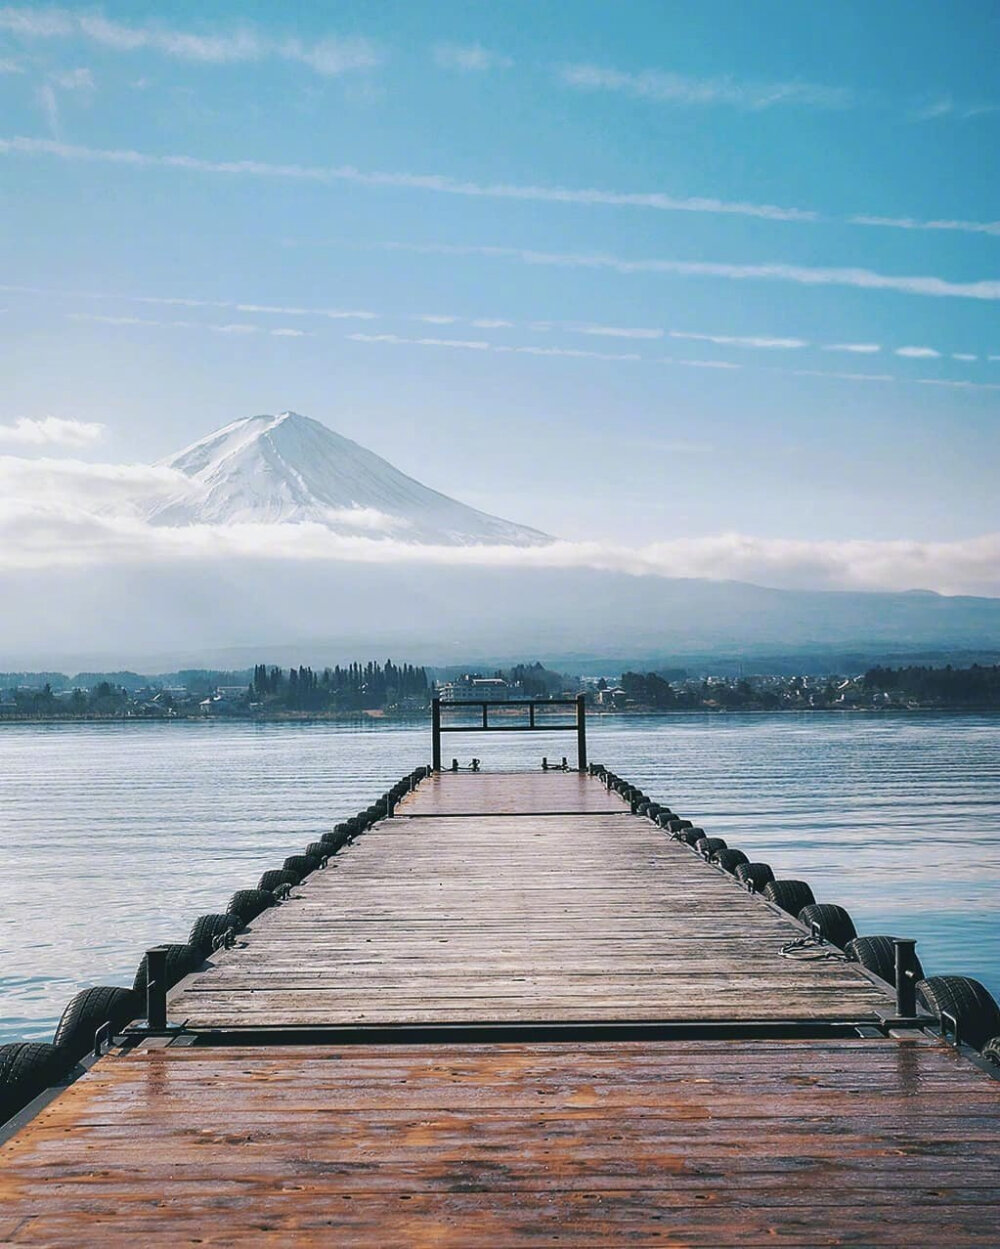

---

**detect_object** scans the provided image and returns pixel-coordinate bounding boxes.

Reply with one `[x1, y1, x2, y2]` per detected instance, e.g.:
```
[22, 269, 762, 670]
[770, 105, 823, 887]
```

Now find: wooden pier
[2, 769, 999, 1245]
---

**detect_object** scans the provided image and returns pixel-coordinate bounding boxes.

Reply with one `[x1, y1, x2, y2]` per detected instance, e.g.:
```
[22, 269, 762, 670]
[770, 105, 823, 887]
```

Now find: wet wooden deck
[2, 769, 998, 1243]
[167, 773, 889, 1027]
[2, 1036, 999, 1245]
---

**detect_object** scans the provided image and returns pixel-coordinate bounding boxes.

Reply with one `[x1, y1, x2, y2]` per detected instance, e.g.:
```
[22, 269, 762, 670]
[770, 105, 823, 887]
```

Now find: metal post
[576, 693, 587, 771]
[431, 698, 441, 771]
[894, 938, 918, 1017]
[145, 945, 168, 1030]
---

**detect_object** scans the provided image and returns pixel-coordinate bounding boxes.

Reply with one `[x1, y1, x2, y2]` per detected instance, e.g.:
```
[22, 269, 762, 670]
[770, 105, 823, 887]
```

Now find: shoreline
[1, 704, 998, 726]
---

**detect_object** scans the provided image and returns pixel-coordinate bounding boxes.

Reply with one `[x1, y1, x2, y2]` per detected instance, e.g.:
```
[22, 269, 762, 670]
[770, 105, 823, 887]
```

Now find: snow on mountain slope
[147, 412, 552, 546]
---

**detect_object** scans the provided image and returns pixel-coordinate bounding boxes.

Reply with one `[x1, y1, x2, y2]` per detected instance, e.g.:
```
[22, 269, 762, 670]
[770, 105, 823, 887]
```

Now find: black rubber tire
[52, 986, 140, 1062]
[734, 862, 775, 892]
[305, 842, 329, 863]
[333, 822, 351, 836]
[655, 811, 676, 828]
[188, 912, 241, 953]
[664, 819, 693, 833]
[319, 831, 345, 851]
[282, 854, 319, 877]
[675, 828, 705, 846]
[797, 903, 858, 949]
[712, 848, 750, 873]
[227, 888, 275, 925]
[0, 1042, 69, 1125]
[846, 935, 925, 985]
[916, 976, 1000, 1051]
[982, 1037, 1000, 1068]
[762, 879, 816, 914]
[257, 869, 300, 893]
[644, 803, 663, 819]
[132, 943, 198, 995]
[695, 837, 728, 858]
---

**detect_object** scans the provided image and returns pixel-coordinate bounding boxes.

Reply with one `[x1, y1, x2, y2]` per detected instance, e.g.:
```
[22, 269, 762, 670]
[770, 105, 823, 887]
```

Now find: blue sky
[0, 0, 998, 558]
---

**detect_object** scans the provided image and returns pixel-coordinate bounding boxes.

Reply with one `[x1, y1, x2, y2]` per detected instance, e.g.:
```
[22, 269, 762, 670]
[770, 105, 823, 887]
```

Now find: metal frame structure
[431, 694, 587, 771]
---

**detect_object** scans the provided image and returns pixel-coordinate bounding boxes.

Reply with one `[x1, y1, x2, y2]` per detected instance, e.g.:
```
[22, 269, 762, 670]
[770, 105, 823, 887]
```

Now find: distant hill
[3, 561, 997, 671]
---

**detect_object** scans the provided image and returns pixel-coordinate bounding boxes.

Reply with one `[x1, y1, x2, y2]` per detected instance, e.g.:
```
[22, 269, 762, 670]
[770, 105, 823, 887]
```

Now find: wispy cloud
[433, 43, 512, 72]
[0, 7, 381, 75]
[909, 95, 1000, 122]
[850, 213, 1000, 237]
[0, 134, 817, 223]
[556, 62, 856, 111]
[571, 324, 664, 340]
[10, 282, 988, 365]
[4, 134, 998, 238]
[916, 378, 1000, 391]
[785, 368, 895, 384]
[662, 357, 741, 370]
[669, 330, 808, 350]
[0, 415, 104, 447]
[69, 312, 310, 336]
[496, 344, 640, 362]
[348, 332, 489, 351]
[385, 241, 1000, 302]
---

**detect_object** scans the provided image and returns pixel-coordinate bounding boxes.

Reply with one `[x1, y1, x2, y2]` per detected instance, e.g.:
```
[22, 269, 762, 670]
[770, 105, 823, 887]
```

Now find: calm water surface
[1, 713, 997, 1041]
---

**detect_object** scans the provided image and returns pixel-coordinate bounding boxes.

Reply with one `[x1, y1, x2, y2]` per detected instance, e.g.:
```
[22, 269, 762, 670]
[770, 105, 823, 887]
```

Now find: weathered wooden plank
[396, 770, 627, 815]
[169, 799, 889, 1027]
[2, 1038, 998, 1245]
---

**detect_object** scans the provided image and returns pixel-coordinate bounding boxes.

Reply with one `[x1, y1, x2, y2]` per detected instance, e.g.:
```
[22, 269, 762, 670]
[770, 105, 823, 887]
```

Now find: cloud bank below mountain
[1, 453, 997, 596]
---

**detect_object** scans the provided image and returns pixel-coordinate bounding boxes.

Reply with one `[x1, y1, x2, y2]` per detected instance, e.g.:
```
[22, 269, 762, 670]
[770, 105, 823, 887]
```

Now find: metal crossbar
[431, 695, 587, 770]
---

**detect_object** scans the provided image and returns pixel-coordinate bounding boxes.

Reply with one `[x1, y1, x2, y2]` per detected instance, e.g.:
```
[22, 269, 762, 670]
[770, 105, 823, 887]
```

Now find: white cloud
[497, 344, 640, 362]
[68, 312, 306, 337]
[662, 357, 741, 371]
[556, 62, 855, 111]
[0, 7, 381, 74]
[348, 332, 490, 351]
[825, 343, 882, 354]
[5, 134, 999, 238]
[0, 416, 104, 447]
[0, 454, 997, 595]
[49, 66, 93, 89]
[786, 368, 894, 383]
[36, 81, 59, 133]
[895, 346, 941, 358]
[952, 353, 977, 362]
[471, 318, 514, 329]
[433, 43, 513, 72]
[916, 378, 1000, 391]
[413, 313, 460, 324]
[669, 330, 808, 350]
[0, 56, 23, 72]
[386, 241, 1000, 302]
[850, 213, 1000, 238]
[571, 324, 664, 340]
[0, 135, 819, 224]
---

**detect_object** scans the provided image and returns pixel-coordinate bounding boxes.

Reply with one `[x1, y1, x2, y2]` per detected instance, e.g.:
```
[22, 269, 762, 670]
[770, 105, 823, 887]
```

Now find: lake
[1, 713, 997, 1042]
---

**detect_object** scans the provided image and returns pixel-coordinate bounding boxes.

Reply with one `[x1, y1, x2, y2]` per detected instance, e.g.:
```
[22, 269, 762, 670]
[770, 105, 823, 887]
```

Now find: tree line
[862, 664, 1000, 705]
[252, 661, 429, 711]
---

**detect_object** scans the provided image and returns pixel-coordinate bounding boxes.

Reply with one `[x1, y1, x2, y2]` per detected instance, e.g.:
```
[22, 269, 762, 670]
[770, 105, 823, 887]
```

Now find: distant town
[0, 659, 998, 720]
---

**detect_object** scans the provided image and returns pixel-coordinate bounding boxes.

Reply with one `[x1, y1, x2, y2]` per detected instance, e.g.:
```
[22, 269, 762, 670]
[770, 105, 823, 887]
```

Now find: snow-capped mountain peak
[147, 412, 552, 546]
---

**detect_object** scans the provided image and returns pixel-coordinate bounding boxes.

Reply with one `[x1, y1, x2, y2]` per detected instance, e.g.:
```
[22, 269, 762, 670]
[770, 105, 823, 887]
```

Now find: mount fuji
[147, 411, 551, 546]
